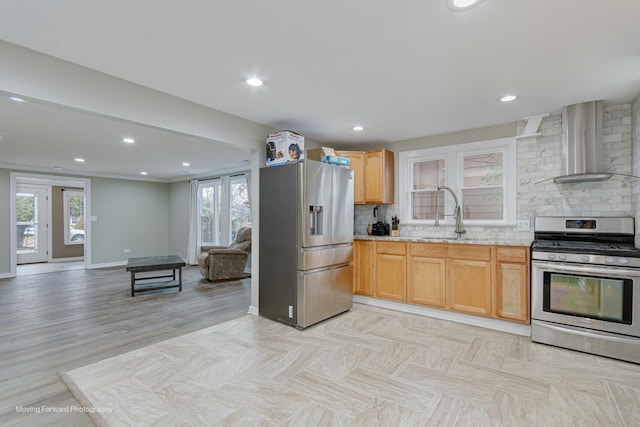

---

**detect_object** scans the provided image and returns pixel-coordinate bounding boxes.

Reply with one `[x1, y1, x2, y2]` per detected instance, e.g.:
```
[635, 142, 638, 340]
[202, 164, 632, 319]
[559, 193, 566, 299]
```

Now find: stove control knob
[619, 258, 629, 265]
[558, 255, 567, 261]
[548, 254, 556, 260]
[605, 257, 616, 264]
[581, 255, 590, 262]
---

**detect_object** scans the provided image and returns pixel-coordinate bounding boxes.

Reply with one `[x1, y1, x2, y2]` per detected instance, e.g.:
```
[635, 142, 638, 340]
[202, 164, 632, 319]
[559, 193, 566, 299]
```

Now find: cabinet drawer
[448, 244, 491, 261]
[410, 243, 448, 258]
[376, 241, 406, 255]
[496, 246, 529, 263]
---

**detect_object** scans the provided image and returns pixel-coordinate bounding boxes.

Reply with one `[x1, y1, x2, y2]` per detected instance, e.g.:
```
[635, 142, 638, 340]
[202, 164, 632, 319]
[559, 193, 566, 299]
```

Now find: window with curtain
[230, 175, 251, 242]
[198, 179, 222, 246]
[197, 173, 250, 248]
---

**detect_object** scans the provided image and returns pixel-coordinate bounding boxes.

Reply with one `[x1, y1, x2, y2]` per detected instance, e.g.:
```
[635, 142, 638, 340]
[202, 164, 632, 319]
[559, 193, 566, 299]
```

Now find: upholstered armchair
[197, 227, 251, 281]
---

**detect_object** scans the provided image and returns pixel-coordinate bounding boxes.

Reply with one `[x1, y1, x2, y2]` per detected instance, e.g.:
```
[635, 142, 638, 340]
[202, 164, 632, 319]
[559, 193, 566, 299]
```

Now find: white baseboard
[247, 305, 258, 316]
[88, 261, 127, 269]
[353, 295, 531, 337]
[0, 271, 15, 279]
[49, 257, 84, 263]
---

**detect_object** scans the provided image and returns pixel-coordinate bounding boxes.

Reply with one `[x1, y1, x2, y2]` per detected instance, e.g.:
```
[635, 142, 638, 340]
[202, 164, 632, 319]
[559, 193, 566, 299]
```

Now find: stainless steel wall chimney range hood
[553, 100, 612, 184]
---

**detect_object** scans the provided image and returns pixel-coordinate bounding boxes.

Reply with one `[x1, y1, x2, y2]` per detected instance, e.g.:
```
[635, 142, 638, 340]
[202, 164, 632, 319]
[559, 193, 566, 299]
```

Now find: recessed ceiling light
[74, 158, 85, 163]
[182, 162, 190, 167]
[446, 0, 484, 10]
[10, 97, 26, 102]
[122, 137, 135, 144]
[500, 95, 518, 103]
[140, 171, 148, 175]
[246, 77, 264, 87]
[352, 125, 365, 131]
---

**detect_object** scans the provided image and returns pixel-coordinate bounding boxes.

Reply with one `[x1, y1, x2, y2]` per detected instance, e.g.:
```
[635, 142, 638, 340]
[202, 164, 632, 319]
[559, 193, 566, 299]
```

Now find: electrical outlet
[124, 249, 131, 253]
[288, 305, 293, 318]
[516, 220, 530, 231]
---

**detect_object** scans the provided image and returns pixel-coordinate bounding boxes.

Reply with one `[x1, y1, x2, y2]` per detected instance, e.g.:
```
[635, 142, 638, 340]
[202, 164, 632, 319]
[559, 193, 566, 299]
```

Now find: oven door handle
[532, 261, 640, 278]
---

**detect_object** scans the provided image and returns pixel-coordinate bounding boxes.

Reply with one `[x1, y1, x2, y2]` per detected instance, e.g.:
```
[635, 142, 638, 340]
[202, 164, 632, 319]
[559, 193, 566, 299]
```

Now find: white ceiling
[0, 94, 251, 181]
[1, 0, 639, 179]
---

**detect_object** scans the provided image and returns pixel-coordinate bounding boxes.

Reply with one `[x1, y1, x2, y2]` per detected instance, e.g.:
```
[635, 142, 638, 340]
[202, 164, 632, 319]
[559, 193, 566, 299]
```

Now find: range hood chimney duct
[554, 100, 611, 184]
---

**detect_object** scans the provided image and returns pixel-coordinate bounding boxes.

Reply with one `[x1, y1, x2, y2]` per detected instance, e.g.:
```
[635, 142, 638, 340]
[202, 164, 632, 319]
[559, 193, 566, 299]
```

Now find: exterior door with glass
[17, 184, 49, 264]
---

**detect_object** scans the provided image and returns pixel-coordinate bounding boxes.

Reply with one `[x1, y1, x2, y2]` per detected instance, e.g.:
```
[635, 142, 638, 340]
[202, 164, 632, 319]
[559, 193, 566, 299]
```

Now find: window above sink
[398, 137, 517, 227]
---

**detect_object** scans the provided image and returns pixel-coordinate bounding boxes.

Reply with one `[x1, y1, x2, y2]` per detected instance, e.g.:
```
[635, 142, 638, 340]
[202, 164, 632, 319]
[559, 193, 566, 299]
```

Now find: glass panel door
[16, 185, 49, 264]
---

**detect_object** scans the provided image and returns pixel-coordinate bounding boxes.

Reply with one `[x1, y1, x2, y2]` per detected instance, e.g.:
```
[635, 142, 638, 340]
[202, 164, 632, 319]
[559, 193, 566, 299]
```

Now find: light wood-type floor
[62, 304, 640, 426]
[0, 266, 250, 426]
[17, 260, 85, 276]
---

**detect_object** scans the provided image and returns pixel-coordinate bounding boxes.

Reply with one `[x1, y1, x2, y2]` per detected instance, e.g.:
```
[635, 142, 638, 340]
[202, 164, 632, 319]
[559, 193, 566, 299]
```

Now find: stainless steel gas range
[531, 216, 640, 364]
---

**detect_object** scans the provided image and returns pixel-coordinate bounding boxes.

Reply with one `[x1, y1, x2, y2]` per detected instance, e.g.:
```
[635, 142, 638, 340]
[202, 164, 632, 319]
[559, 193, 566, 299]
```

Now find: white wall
[0, 169, 11, 276]
[168, 181, 190, 260]
[632, 94, 640, 245]
[90, 177, 170, 265]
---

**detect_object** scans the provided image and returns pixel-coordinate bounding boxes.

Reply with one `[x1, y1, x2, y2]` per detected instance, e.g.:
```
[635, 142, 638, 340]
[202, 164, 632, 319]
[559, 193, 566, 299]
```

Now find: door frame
[10, 172, 92, 277]
[16, 183, 51, 264]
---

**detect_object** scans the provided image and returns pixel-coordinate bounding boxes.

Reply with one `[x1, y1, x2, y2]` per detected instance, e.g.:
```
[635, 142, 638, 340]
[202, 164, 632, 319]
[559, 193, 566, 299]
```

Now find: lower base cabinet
[353, 240, 374, 296]
[409, 243, 447, 308]
[449, 259, 492, 316]
[374, 242, 406, 301]
[496, 247, 530, 322]
[355, 240, 530, 324]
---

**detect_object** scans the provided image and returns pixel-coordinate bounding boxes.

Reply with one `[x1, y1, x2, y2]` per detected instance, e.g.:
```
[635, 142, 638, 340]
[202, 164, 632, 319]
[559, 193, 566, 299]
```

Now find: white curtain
[220, 175, 231, 244]
[187, 180, 199, 265]
[244, 172, 252, 223]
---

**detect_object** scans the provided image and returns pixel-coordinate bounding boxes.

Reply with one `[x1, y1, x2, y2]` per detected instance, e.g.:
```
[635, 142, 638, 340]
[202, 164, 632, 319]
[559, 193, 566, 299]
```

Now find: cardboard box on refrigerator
[266, 131, 305, 166]
[306, 147, 336, 161]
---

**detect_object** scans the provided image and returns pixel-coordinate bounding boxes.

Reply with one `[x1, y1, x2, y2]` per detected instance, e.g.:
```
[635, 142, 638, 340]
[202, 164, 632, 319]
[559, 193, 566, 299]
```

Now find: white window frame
[399, 137, 516, 227]
[197, 173, 251, 248]
[197, 178, 222, 247]
[63, 190, 85, 245]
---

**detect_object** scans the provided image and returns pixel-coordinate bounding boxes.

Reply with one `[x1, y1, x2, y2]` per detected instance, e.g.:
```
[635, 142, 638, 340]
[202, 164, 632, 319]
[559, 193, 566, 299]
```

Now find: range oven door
[531, 261, 640, 338]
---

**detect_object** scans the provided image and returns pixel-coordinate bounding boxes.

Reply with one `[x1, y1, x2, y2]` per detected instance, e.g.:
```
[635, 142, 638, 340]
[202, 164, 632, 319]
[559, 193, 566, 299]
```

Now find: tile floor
[62, 304, 640, 426]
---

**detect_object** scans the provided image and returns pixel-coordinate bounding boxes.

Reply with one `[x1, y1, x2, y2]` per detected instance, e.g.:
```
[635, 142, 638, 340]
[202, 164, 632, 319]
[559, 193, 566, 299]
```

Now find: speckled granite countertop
[354, 235, 532, 247]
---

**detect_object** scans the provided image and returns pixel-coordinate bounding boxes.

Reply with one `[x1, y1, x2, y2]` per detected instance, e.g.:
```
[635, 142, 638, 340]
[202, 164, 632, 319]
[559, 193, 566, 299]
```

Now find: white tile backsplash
[356, 101, 635, 242]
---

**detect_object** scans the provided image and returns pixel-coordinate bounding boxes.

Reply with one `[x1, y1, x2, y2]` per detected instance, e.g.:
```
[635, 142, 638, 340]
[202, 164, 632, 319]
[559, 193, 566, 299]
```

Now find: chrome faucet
[437, 186, 466, 238]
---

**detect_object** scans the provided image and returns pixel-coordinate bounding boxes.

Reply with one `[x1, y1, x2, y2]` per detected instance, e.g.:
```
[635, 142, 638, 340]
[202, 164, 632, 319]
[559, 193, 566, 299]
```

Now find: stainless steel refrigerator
[259, 160, 354, 328]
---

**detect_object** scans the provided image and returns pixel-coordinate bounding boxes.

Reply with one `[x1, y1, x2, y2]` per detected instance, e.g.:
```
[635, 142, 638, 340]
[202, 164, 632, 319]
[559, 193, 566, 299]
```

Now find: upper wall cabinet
[339, 149, 394, 204]
[338, 151, 366, 204]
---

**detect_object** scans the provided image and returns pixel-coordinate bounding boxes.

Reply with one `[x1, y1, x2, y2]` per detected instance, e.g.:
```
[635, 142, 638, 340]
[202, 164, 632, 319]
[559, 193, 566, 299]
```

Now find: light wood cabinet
[338, 149, 394, 204]
[365, 149, 394, 204]
[374, 241, 406, 301]
[353, 240, 374, 296]
[495, 246, 530, 323]
[409, 243, 447, 308]
[338, 151, 365, 204]
[449, 259, 492, 316]
[448, 245, 492, 316]
[354, 239, 530, 324]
